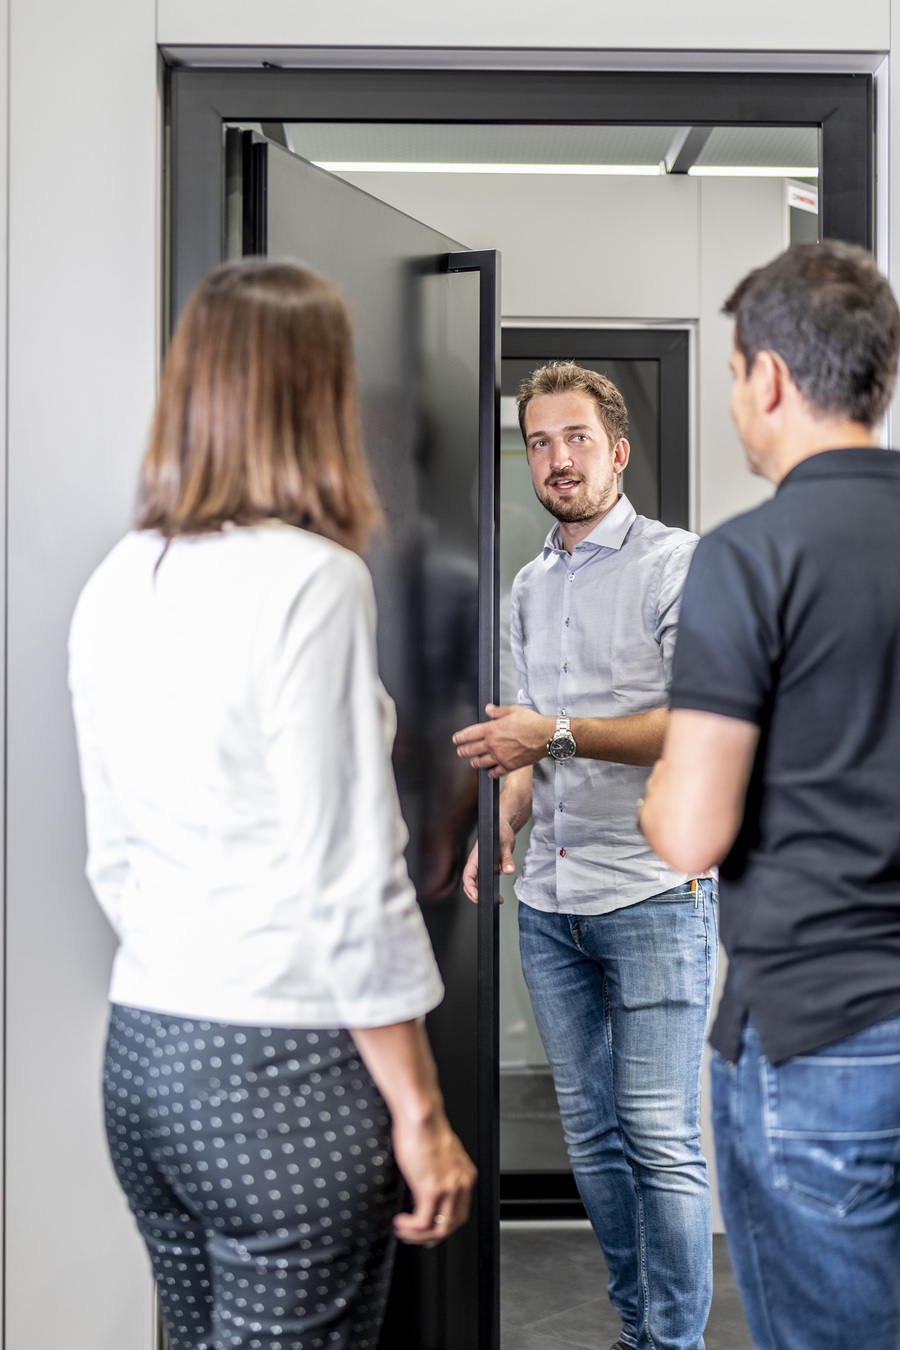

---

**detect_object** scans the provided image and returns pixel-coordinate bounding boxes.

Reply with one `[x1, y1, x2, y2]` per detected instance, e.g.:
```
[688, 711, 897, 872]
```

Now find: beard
[535, 471, 617, 523]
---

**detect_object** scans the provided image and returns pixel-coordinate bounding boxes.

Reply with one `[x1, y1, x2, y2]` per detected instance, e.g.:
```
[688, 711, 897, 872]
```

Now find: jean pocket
[762, 1047, 900, 1217]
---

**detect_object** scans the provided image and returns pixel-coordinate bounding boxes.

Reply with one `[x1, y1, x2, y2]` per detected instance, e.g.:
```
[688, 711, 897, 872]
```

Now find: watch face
[549, 732, 577, 761]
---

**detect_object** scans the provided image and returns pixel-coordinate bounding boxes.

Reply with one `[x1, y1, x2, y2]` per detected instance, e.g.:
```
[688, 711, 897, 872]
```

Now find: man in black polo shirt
[640, 240, 900, 1350]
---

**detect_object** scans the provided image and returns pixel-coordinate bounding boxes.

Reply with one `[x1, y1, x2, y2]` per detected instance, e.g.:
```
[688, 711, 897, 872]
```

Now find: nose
[549, 439, 574, 471]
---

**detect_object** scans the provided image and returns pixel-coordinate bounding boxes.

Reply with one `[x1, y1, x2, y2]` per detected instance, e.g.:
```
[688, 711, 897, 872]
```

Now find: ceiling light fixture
[312, 161, 663, 176]
[688, 165, 819, 177]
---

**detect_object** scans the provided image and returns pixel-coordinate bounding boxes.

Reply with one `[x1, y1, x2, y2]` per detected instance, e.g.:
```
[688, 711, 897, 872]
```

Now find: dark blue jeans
[712, 1015, 900, 1350]
[518, 880, 717, 1350]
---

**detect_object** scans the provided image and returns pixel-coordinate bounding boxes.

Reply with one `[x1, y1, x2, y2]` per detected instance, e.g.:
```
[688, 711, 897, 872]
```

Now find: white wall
[697, 178, 786, 527]
[0, 3, 894, 1348]
[156, 0, 890, 53]
[334, 171, 701, 321]
[332, 168, 782, 531]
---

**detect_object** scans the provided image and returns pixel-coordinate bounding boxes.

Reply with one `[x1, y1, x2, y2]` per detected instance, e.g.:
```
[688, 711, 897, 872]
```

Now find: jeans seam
[606, 975, 657, 1350]
[633, 1178, 658, 1350]
[732, 1052, 780, 1350]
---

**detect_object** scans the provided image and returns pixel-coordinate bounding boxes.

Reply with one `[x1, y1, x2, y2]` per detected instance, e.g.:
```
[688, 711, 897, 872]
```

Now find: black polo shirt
[670, 448, 900, 1064]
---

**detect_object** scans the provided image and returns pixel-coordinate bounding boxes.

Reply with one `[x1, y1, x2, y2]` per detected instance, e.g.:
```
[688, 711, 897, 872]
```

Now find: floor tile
[525, 1294, 622, 1348]
[500, 1227, 753, 1350]
[500, 1229, 605, 1329]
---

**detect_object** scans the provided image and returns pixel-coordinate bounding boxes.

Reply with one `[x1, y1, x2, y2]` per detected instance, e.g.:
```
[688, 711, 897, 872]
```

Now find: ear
[613, 438, 631, 474]
[750, 350, 788, 415]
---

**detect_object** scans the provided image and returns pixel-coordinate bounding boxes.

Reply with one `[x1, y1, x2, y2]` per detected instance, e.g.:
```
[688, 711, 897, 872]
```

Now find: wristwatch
[547, 716, 577, 761]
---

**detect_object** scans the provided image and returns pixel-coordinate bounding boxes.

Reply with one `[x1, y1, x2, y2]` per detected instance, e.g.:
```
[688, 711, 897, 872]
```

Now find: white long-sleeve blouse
[68, 520, 444, 1029]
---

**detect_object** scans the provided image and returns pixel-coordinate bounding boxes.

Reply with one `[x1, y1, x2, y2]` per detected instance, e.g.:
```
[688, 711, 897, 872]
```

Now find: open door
[224, 128, 501, 1350]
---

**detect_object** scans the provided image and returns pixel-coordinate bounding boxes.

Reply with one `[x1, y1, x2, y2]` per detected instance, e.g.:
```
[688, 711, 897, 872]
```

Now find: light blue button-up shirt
[511, 495, 697, 915]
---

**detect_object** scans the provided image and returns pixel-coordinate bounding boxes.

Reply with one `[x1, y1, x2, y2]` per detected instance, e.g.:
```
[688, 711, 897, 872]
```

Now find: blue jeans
[518, 880, 717, 1350]
[712, 1016, 900, 1350]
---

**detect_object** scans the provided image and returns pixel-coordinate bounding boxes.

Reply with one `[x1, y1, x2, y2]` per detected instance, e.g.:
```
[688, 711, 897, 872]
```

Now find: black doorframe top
[169, 67, 872, 324]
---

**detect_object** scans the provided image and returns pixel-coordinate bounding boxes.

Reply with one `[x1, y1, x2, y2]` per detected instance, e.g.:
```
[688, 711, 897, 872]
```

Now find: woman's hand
[349, 1019, 476, 1246]
[391, 1111, 477, 1244]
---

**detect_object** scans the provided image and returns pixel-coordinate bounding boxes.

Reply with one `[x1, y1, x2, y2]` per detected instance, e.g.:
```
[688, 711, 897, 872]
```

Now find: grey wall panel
[5, 1, 159, 1346]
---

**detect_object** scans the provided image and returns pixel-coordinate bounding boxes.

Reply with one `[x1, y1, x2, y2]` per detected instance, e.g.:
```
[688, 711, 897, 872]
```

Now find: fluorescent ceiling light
[312, 161, 662, 176]
[689, 165, 819, 177]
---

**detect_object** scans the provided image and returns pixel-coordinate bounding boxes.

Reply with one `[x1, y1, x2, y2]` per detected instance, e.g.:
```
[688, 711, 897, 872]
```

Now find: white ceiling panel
[285, 123, 677, 165]
[694, 126, 819, 167]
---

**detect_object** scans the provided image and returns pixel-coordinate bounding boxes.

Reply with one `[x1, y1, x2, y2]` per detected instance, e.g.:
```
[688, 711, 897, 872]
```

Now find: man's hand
[461, 816, 517, 903]
[453, 704, 554, 777]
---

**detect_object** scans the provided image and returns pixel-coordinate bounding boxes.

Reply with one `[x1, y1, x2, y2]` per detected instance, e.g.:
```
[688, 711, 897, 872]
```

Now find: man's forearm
[500, 766, 533, 834]
[569, 707, 667, 767]
[454, 704, 668, 775]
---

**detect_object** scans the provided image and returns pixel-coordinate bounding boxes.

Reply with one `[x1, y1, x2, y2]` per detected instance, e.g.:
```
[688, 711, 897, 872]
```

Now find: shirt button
[558, 848, 566, 857]
[558, 803, 564, 812]
[565, 617, 570, 626]
[563, 662, 568, 672]
[568, 573, 575, 581]
[560, 708, 567, 716]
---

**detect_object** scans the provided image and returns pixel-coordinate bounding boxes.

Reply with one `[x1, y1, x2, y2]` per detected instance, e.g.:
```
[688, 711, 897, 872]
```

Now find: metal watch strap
[547, 716, 577, 760]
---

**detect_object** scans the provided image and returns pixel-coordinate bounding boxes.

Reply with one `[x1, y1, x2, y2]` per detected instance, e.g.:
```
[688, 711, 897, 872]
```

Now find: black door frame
[167, 64, 873, 1349]
[169, 67, 872, 325]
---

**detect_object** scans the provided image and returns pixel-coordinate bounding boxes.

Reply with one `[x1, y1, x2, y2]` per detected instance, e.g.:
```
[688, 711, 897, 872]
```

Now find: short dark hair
[516, 361, 629, 448]
[137, 259, 382, 552]
[723, 241, 900, 428]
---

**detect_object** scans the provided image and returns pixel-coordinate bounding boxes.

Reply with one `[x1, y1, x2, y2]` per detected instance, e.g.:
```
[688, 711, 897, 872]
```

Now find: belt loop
[692, 878, 699, 908]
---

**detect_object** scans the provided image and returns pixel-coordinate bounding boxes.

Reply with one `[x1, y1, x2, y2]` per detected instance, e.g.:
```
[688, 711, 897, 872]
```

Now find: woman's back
[69, 521, 441, 1028]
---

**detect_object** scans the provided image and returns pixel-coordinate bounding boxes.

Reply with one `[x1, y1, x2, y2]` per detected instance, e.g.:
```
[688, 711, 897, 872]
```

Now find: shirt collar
[542, 494, 637, 560]
[777, 446, 900, 491]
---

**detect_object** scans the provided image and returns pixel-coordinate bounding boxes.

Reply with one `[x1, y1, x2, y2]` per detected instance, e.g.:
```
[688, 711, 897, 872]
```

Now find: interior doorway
[496, 324, 691, 1225]
[168, 65, 860, 1350]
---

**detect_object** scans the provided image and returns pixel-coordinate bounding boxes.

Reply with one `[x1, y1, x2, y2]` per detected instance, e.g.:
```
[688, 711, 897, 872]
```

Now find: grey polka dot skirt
[104, 1005, 399, 1350]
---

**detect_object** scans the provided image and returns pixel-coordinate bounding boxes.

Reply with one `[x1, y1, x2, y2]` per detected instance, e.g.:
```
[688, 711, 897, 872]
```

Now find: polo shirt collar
[542, 494, 636, 560]
[778, 446, 900, 490]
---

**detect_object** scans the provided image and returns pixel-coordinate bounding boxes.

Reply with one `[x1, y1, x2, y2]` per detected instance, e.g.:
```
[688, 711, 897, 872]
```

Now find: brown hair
[516, 361, 629, 448]
[137, 259, 382, 551]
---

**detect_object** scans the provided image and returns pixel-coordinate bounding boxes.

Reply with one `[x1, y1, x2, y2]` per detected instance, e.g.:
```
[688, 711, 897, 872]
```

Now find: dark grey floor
[501, 1069, 570, 1170]
[501, 1226, 752, 1350]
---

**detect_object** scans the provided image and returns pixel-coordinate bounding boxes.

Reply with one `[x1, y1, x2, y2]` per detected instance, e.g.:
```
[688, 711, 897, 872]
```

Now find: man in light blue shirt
[454, 362, 716, 1350]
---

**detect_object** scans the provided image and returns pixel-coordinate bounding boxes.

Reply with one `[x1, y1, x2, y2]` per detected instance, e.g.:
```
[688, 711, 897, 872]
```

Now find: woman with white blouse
[68, 259, 475, 1350]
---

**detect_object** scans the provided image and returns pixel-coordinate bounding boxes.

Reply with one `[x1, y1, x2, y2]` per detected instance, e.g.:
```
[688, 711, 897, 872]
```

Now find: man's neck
[768, 420, 878, 484]
[556, 492, 620, 554]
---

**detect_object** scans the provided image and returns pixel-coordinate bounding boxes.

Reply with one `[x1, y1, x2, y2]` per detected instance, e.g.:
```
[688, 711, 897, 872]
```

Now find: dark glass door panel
[227, 130, 499, 1350]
